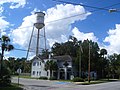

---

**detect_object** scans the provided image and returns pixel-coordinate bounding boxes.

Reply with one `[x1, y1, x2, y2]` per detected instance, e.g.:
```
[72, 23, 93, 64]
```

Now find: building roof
[53, 55, 72, 61]
[31, 55, 72, 62]
[31, 55, 46, 62]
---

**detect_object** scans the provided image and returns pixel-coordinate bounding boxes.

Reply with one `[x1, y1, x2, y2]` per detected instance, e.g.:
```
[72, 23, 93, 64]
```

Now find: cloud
[104, 24, 120, 54]
[0, 16, 10, 36]
[0, 17, 10, 29]
[0, 0, 26, 36]
[11, 4, 91, 55]
[72, 27, 98, 42]
[0, 0, 26, 9]
[11, 14, 35, 47]
[45, 4, 91, 46]
[0, 7, 4, 15]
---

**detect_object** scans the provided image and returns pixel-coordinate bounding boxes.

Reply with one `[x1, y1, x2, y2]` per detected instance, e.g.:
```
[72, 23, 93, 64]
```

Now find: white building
[31, 55, 73, 80]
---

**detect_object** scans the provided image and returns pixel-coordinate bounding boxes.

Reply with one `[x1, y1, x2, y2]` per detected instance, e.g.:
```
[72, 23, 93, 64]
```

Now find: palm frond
[7, 45, 14, 51]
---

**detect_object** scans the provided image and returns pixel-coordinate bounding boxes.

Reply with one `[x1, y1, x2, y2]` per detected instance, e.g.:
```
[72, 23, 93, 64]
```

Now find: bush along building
[31, 55, 73, 80]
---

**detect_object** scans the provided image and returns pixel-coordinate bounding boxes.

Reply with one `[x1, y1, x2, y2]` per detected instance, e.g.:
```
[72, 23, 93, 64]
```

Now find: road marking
[55, 82, 70, 84]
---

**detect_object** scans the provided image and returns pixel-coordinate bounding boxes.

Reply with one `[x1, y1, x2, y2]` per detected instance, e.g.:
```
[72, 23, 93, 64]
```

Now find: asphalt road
[12, 77, 120, 90]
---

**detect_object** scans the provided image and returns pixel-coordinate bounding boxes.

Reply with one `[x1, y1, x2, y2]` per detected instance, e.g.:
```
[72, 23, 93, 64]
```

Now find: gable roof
[31, 55, 46, 62]
[53, 55, 72, 61]
[31, 55, 72, 62]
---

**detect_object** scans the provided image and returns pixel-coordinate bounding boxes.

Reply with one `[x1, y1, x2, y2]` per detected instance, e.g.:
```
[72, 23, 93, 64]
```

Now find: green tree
[98, 48, 108, 78]
[51, 37, 102, 78]
[7, 57, 16, 74]
[100, 48, 107, 58]
[116, 54, 120, 78]
[81, 40, 100, 72]
[15, 57, 31, 73]
[0, 35, 14, 86]
[45, 60, 58, 77]
[41, 49, 49, 58]
[107, 53, 120, 79]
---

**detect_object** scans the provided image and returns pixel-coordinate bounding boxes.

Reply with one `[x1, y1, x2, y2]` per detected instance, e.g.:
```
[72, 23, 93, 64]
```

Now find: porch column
[64, 67, 67, 80]
[57, 69, 60, 79]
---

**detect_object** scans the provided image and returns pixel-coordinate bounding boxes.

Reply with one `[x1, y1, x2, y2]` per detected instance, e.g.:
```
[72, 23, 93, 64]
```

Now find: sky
[0, 0, 120, 59]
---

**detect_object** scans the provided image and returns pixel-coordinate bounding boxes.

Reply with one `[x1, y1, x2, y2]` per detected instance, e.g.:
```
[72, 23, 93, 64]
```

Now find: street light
[109, 8, 120, 13]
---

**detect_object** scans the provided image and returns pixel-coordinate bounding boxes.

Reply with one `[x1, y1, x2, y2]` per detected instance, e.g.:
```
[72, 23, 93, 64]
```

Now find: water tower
[34, 12, 45, 29]
[34, 12, 45, 56]
[26, 12, 46, 59]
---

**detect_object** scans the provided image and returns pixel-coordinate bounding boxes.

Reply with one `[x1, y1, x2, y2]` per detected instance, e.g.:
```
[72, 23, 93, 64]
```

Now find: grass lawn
[13, 75, 38, 79]
[75, 79, 119, 85]
[0, 83, 23, 90]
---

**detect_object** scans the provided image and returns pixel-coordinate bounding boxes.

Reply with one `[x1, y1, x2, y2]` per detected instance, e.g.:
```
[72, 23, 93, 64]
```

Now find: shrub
[14, 72, 19, 75]
[39, 76, 48, 80]
[49, 77, 57, 80]
[84, 78, 94, 81]
[72, 77, 84, 82]
[0, 66, 11, 87]
[0, 75, 11, 85]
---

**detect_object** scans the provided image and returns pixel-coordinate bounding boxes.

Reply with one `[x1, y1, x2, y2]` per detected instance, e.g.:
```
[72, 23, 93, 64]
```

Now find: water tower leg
[36, 29, 40, 56]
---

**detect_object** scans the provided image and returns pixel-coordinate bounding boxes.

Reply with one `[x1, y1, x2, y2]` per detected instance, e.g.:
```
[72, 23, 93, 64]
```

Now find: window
[37, 62, 39, 66]
[39, 71, 41, 76]
[33, 71, 35, 75]
[37, 71, 39, 76]
[33, 62, 36, 66]
[47, 71, 49, 76]
[40, 62, 41, 66]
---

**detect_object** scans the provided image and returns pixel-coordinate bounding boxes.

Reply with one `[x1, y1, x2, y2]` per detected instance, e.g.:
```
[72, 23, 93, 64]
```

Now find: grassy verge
[12, 75, 38, 79]
[75, 79, 119, 85]
[19, 75, 37, 79]
[0, 83, 23, 90]
[81, 81, 107, 85]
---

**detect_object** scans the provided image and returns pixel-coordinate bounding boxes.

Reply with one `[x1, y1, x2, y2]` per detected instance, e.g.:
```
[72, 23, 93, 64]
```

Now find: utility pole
[79, 45, 83, 78]
[88, 42, 91, 83]
[79, 47, 81, 78]
[0, 53, 2, 78]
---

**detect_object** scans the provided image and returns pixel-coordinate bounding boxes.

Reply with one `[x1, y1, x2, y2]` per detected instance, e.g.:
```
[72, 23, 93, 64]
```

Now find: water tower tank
[34, 12, 45, 29]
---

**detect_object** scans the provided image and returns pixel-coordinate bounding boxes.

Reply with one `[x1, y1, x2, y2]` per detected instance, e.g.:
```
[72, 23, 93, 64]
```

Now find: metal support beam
[36, 29, 40, 56]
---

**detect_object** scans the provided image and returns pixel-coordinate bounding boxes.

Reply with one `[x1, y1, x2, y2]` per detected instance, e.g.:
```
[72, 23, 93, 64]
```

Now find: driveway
[12, 77, 120, 90]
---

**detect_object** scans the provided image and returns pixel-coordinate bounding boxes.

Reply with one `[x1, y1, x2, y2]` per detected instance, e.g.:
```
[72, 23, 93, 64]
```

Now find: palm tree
[100, 48, 107, 58]
[100, 48, 107, 78]
[69, 35, 78, 45]
[45, 60, 58, 77]
[0, 35, 14, 78]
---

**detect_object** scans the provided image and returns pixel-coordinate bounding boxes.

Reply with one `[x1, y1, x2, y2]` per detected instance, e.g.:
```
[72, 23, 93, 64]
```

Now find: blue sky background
[0, 0, 120, 59]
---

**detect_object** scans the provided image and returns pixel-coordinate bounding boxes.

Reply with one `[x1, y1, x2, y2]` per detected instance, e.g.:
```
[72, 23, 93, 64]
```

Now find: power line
[105, 2, 120, 8]
[14, 48, 42, 53]
[1, 2, 120, 58]
[13, 1, 120, 55]
[89, 0, 105, 5]
[14, 48, 31, 52]
[1, 2, 119, 51]
[0, 46, 32, 52]
[53, 0, 120, 13]
[1, 2, 120, 33]
[52, 0, 109, 11]
[48, 4, 116, 23]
